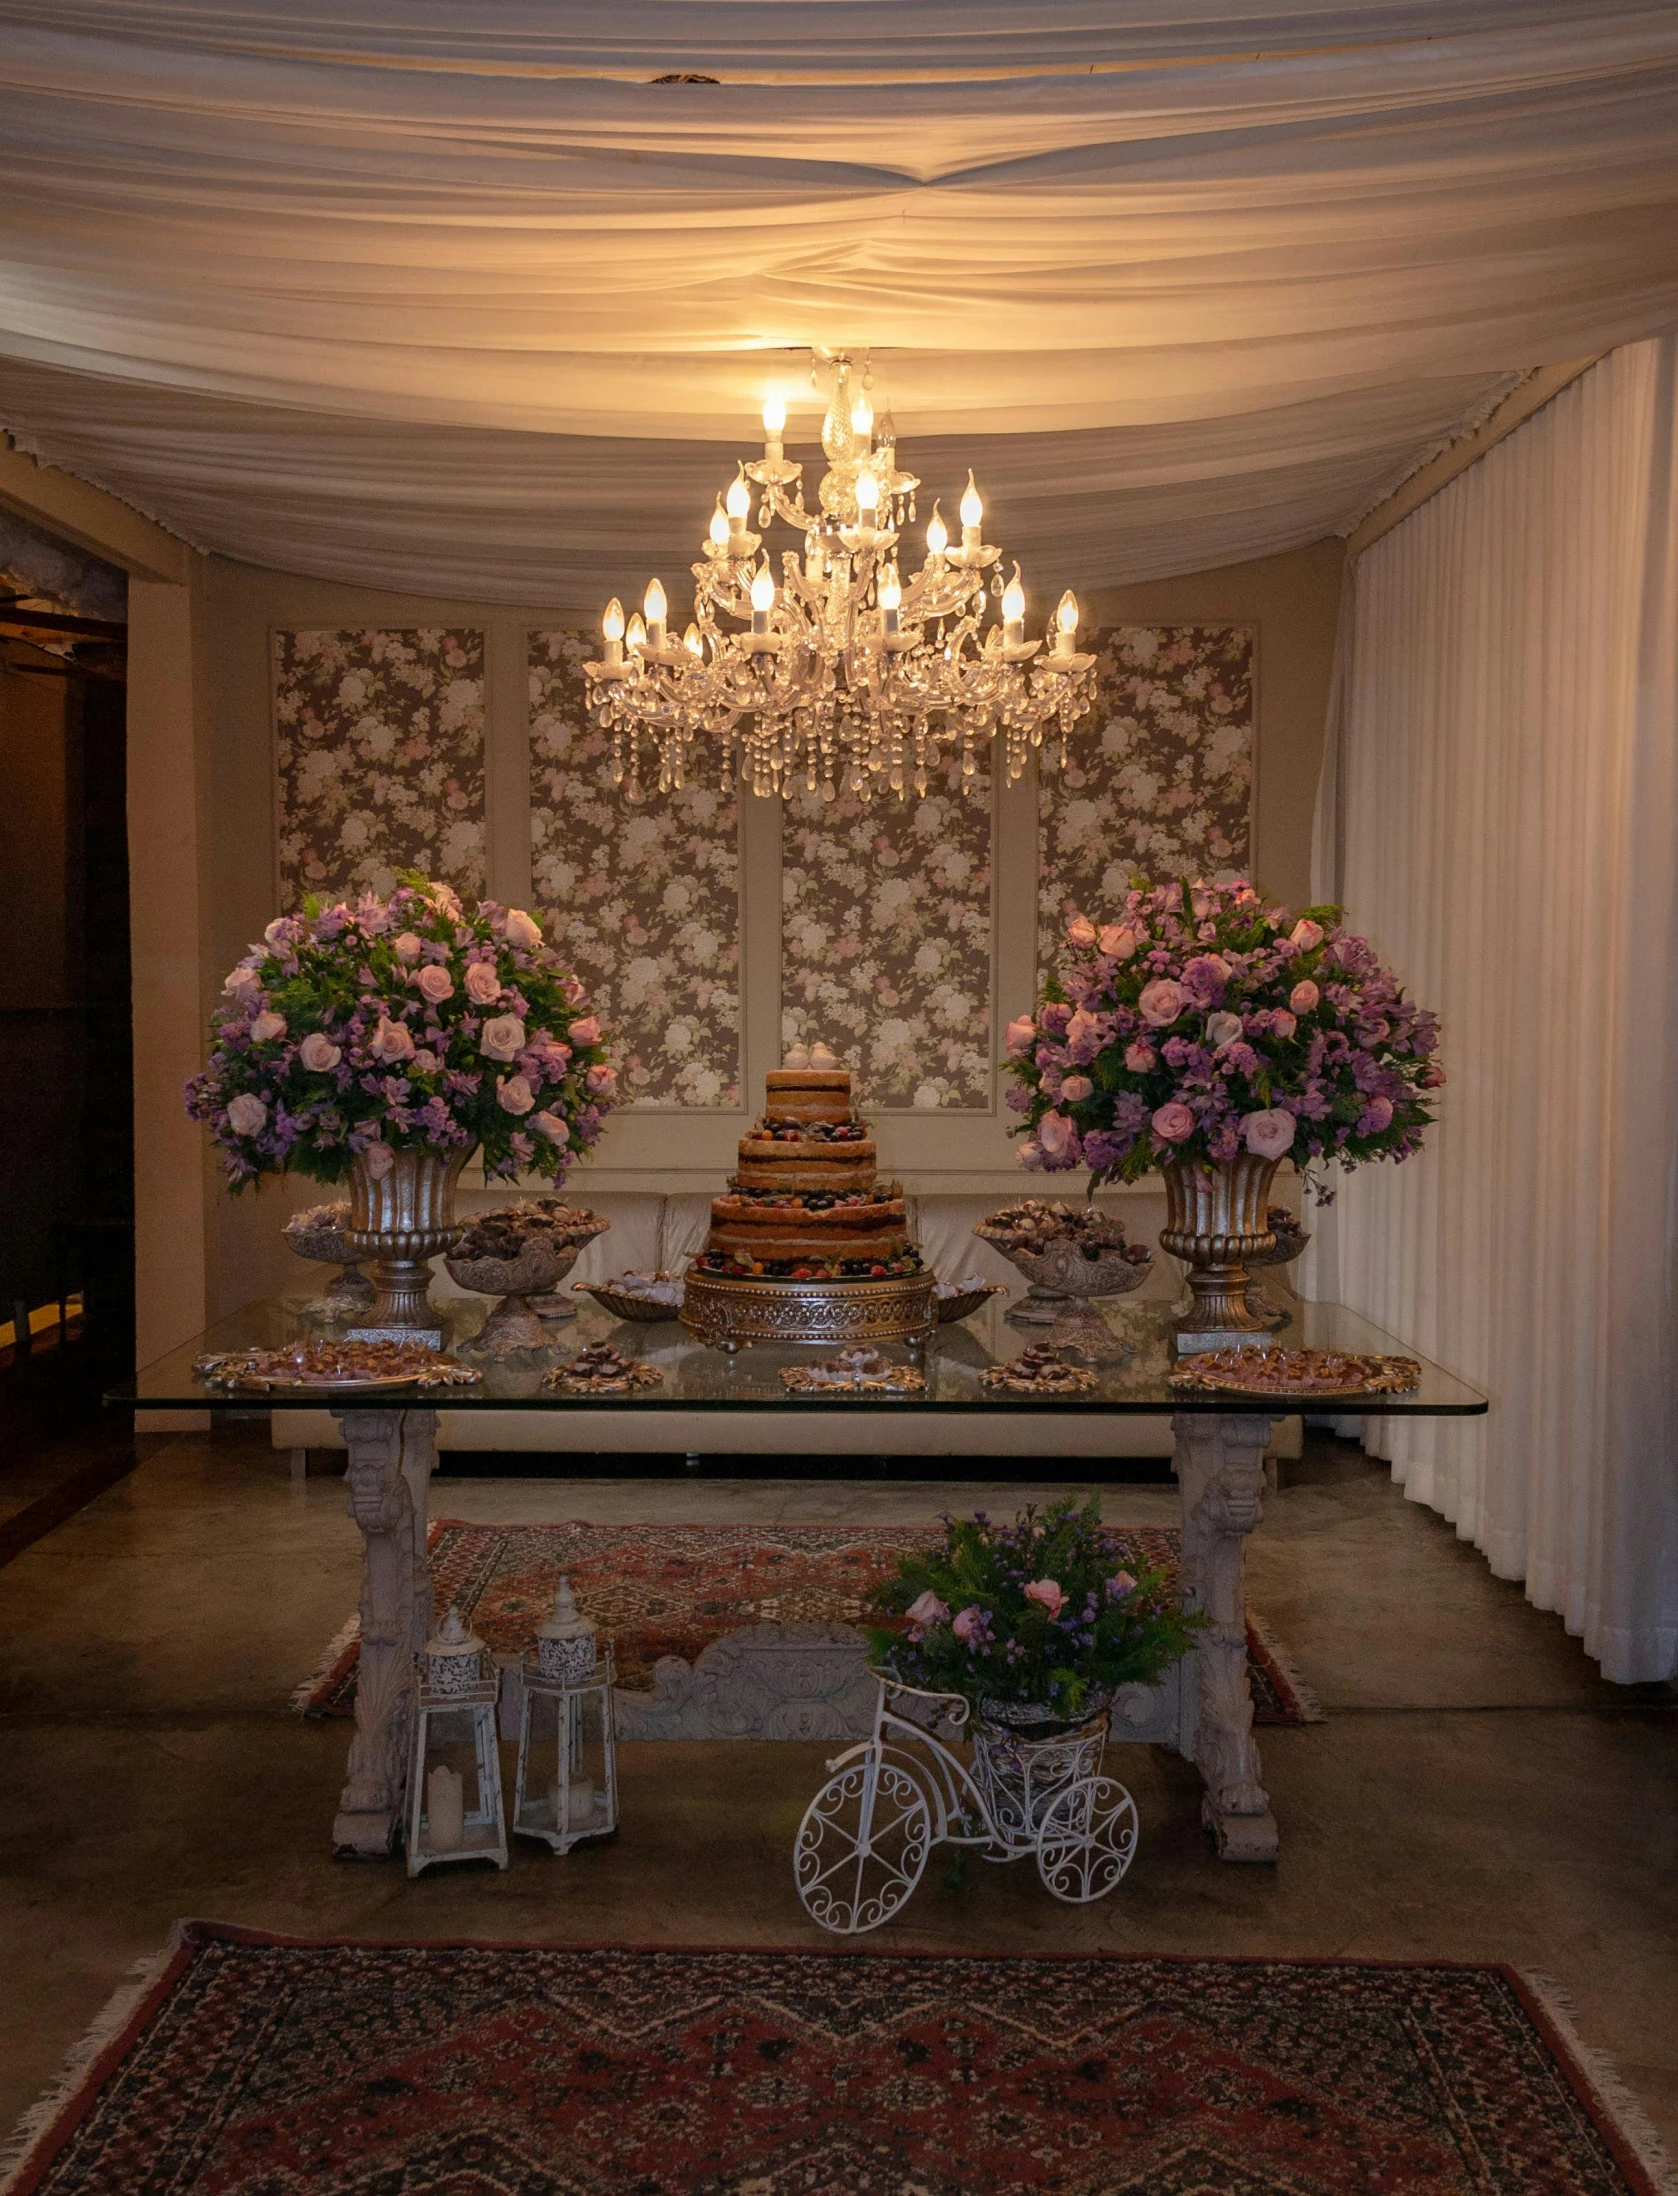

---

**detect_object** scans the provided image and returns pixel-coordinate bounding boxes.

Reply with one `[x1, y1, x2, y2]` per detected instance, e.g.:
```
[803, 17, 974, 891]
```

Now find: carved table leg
[1171, 1410, 1278, 1863]
[330, 1407, 439, 1857]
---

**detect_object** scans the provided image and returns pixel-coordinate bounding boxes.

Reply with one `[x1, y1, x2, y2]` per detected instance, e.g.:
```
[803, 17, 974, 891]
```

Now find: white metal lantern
[405, 1606, 509, 1877]
[513, 1580, 619, 1853]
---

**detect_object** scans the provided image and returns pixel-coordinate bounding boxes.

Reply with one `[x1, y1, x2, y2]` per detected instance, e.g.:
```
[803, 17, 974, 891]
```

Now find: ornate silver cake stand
[283, 1215, 376, 1322]
[979, 1235, 1151, 1364]
[681, 1268, 937, 1354]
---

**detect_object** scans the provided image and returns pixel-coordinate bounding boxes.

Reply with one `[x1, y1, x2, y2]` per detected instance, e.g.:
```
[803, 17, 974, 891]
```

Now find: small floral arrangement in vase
[868, 1497, 1203, 1734]
[187, 875, 620, 1324]
[1004, 880, 1442, 1336]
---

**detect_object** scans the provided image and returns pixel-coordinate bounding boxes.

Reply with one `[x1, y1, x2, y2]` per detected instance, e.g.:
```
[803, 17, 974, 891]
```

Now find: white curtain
[2, 3, 1677, 595]
[1311, 337, 1678, 1684]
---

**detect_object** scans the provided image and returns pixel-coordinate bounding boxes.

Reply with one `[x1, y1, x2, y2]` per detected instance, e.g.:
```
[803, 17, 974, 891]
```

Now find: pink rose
[368, 1016, 415, 1063]
[222, 964, 261, 998]
[530, 1110, 569, 1144]
[1036, 1111, 1078, 1161]
[905, 1590, 949, 1628]
[1243, 1107, 1297, 1159]
[497, 1073, 536, 1115]
[362, 1140, 395, 1180]
[1005, 1015, 1036, 1055]
[1288, 918, 1325, 953]
[412, 1048, 440, 1074]
[1139, 979, 1184, 1028]
[1106, 1570, 1138, 1601]
[1152, 1101, 1195, 1143]
[249, 1009, 287, 1044]
[414, 963, 454, 1004]
[393, 932, 423, 964]
[1060, 1074, 1093, 1102]
[299, 1033, 341, 1072]
[1289, 979, 1320, 1015]
[567, 1015, 602, 1048]
[481, 1014, 526, 1062]
[1066, 915, 1098, 949]
[1023, 1578, 1065, 1619]
[1269, 1010, 1297, 1040]
[1018, 1141, 1047, 1170]
[952, 1605, 986, 1645]
[586, 1063, 618, 1097]
[1205, 1011, 1242, 1050]
[1360, 1095, 1395, 1133]
[1124, 1041, 1156, 1072]
[504, 907, 543, 950]
[464, 962, 502, 1007]
[226, 1093, 267, 1137]
[1098, 923, 1139, 961]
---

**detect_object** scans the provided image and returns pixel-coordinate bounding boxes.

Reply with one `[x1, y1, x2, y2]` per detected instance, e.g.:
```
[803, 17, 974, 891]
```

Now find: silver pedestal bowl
[976, 1233, 1152, 1365]
[282, 1206, 376, 1321]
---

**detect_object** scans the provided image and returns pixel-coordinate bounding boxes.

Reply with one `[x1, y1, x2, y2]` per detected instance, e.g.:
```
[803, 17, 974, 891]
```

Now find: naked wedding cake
[692, 1042, 922, 1279]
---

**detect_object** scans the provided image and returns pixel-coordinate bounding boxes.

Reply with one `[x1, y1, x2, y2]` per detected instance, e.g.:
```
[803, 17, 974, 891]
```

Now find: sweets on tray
[975, 1199, 1150, 1266]
[194, 1339, 481, 1391]
[453, 1200, 607, 1262]
[980, 1344, 1099, 1396]
[1170, 1346, 1420, 1398]
[780, 1346, 926, 1394]
[283, 1200, 353, 1237]
[540, 1342, 662, 1395]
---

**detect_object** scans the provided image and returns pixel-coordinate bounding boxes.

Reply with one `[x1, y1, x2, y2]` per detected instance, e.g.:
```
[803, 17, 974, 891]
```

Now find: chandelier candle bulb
[643, 578, 667, 653]
[925, 504, 948, 563]
[1003, 569, 1026, 648]
[960, 472, 984, 554]
[1054, 590, 1080, 658]
[626, 611, 646, 654]
[762, 389, 786, 460]
[726, 470, 751, 549]
[601, 597, 625, 669]
[851, 392, 873, 448]
[683, 623, 703, 658]
[750, 565, 775, 638]
[708, 498, 730, 552]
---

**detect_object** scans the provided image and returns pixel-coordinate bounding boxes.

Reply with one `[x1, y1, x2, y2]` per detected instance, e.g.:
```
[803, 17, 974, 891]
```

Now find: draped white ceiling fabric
[1, 1, 1676, 598]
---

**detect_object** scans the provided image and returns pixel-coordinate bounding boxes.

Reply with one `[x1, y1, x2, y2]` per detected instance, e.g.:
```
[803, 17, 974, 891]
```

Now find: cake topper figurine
[809, 1040, 842, 1070]
[783, 1041, 811, 1069]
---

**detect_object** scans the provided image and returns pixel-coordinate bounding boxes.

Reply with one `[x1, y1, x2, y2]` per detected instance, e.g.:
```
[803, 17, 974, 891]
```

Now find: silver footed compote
[282, 1202, 376, 1321]
[974, 1204, 1151, 1366]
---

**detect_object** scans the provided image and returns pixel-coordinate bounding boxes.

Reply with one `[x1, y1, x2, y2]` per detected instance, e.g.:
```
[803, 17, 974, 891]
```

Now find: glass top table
[109, 1292, 1487, 1418]
[110, 1289, 1483, 1869]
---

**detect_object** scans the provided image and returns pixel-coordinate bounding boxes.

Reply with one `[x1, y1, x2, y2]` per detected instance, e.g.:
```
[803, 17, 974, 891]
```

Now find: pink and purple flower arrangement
[186, 875, 620, 1188]
[868, 1497, 1203, 1722]
[1006, 879, 1442, 1189]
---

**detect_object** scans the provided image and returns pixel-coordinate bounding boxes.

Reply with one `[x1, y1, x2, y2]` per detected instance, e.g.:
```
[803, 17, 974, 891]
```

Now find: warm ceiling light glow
[762, 390, 787, 435]
[644, 577, 667, 623]
[959, 472, 983, 529]
[601, 597, 625, 642]
[750, 565, 776, 613]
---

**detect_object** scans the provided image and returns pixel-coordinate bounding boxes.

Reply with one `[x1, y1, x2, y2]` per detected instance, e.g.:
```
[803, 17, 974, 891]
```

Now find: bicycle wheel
[794, 1756, 932, 1935]
[1035, 1776, 1139, 1903]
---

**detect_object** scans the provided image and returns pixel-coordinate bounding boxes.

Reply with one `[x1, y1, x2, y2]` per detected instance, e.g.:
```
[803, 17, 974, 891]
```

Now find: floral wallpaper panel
[1039, 625, 1254, 973]
[274, 628, 486, 907]
[781, 767, 994, 1111]
[528, 632, 741, 1107]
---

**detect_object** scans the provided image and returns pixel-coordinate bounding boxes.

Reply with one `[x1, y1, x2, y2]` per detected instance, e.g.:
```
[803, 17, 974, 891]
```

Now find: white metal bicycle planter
[794, 1674, 1139, 1935]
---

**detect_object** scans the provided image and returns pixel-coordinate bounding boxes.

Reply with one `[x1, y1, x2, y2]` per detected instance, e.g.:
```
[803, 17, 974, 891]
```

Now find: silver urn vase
[1159, 1152, 1280, 1343]
[343, 1147, 470, 1328]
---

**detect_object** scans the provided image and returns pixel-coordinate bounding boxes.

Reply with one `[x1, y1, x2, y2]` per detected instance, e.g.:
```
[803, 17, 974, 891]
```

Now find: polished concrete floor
[1, 1423, 1675, 2161]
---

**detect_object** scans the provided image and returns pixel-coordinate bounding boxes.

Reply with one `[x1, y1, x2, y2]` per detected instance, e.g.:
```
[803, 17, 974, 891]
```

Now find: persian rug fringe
[286, 1608, 361, 1714]
[1518, 1970, 1678, 2196]
[0, 1923, 189, 2195]
[1244, 1608, 1326, 1723]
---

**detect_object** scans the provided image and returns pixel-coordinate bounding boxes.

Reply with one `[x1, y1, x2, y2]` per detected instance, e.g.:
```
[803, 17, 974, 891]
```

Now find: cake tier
[735, 1138, 877, 1192]
[706, 1193, 909, 1266]
[763, 1068, 854, 1126]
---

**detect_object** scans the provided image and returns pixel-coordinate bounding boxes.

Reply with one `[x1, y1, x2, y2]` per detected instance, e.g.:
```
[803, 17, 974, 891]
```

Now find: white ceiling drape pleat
[0, 2, 1675, 592]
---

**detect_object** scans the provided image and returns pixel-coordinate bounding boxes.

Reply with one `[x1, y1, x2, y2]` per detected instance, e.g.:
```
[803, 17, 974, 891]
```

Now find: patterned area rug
[6, 1926, 1670, 2195]
[295, 1520, 1322, 1727]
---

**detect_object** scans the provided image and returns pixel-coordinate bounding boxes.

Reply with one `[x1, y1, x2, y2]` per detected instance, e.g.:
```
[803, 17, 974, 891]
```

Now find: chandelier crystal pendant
[584, 354, 1097, 804]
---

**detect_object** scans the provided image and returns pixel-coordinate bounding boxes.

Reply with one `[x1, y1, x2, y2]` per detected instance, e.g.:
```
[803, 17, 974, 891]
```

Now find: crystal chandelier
[584, 354, 1097, 804]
